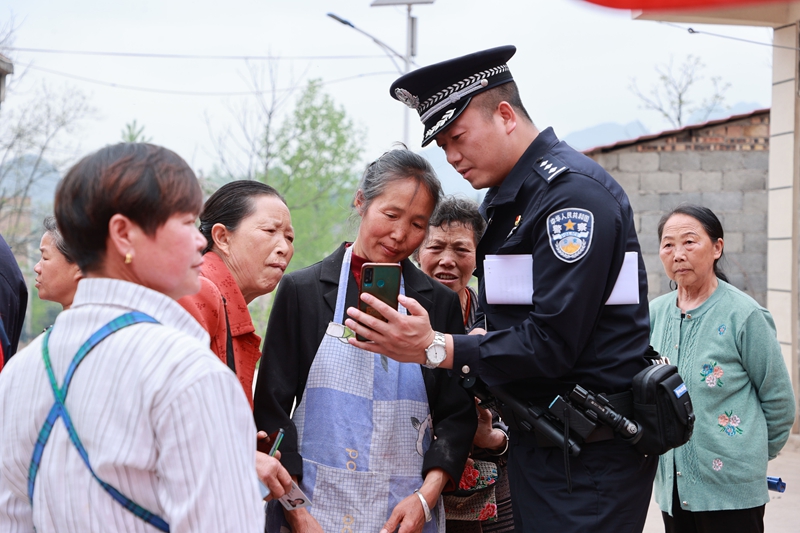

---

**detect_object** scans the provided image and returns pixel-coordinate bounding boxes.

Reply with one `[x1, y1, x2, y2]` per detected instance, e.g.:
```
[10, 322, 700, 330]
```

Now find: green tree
[209, 72, 365, 337]
[120, 119, 152, 143]
[266, 79, 363, 270]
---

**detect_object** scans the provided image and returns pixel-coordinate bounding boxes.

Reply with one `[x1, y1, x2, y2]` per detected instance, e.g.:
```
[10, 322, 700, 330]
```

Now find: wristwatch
[423, 331, 446, 369]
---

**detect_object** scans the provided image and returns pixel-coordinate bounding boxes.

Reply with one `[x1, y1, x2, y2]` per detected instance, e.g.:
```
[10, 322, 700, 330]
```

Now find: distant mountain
[562, 121, 650, 152]
[686, 101, 765, 125]
[563, 102, 767, 153]
[419, 147, 485, 204]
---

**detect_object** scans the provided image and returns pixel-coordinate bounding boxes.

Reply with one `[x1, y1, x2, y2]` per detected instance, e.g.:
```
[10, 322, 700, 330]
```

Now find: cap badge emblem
[395, 88, 420, 110]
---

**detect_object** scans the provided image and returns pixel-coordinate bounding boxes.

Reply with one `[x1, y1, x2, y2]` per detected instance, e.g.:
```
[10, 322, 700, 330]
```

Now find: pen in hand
[269, 428, 285, 457]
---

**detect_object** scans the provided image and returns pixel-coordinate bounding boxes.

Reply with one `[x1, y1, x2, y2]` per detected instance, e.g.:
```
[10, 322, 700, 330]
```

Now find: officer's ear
[497, 101, 517, 135]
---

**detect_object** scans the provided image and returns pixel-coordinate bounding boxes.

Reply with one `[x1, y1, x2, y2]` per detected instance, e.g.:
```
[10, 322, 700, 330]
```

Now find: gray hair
[428, 196, 485, 246]
[355, 148, 442, 215]
[43, 215, 75, 264]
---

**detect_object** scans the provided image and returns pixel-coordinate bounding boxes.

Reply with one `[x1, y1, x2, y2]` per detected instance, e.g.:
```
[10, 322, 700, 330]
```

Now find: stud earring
[125, 253, 132, 264]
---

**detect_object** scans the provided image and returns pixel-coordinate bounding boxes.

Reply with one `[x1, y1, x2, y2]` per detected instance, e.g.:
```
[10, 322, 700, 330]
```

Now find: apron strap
[28, 311, 170, 532]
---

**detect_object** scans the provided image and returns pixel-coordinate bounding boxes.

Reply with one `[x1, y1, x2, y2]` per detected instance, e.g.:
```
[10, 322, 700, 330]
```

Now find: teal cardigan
[649, 280, 795, 514]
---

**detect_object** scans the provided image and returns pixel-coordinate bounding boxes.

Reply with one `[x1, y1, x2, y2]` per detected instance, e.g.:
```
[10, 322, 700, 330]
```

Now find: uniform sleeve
[153, 371, 264, 533]
[738, 308, 796, 459]
[454, 177, 623, 387]
[177, 278, 226, 363]
[423, 290, 475, 488]
[252, 275, 311, 479]
[0, 233, 27, 358]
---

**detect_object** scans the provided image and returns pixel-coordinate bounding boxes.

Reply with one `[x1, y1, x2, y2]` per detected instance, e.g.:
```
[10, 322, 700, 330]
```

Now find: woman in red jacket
[179, 181, 294, 407]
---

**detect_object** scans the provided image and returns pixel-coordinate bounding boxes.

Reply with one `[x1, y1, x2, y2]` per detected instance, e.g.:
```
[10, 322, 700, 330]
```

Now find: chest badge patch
[547, 208, 594, 263]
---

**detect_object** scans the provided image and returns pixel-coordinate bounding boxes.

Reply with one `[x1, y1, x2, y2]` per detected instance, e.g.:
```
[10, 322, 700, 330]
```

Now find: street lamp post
[371, 0, 435, 147]
[328, 0, 435, 146]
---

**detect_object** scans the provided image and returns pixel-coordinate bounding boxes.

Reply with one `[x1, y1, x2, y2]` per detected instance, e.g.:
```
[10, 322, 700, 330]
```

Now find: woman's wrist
[418, 467, 448, 506]
[414, 490, 432, 522]
[486, 428, 509, 455]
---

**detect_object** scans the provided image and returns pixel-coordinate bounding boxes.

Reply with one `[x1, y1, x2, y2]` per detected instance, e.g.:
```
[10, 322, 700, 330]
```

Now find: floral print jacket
[649, 280, 795, 514]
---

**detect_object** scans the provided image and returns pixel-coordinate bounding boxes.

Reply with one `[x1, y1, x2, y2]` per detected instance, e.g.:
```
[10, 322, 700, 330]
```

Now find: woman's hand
[255, 431, 292, 500]
[344, 293, 435, 365]
[380, 493, 428, 533]
[255, 450, 292, 501]
[472, 400, 507, 451]
[380, 468, 449, 533]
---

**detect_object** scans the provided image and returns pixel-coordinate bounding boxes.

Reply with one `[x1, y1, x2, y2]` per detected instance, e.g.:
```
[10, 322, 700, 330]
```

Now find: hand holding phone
[357, 263, 401, 342]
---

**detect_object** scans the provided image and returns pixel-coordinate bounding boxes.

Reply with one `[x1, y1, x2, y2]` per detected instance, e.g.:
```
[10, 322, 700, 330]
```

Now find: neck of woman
[676, 276, 719, 313]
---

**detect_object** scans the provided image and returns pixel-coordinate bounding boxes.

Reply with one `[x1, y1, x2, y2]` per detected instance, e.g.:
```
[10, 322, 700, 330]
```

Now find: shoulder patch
[547, 208, 594, 263]
[534, 154, 569, 182]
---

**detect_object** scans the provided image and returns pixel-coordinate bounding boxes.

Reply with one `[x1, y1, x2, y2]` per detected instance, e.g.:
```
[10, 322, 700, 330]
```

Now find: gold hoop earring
[125, 253, 132, 264]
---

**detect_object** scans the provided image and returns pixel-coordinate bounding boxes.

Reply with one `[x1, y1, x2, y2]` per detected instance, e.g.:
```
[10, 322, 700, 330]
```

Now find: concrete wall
[586, 112, 769, 305]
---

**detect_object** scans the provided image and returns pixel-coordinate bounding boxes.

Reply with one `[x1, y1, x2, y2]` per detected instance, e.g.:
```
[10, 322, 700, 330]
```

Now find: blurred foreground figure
[0, 143, 266, 532]
[0, 232, 27, 368]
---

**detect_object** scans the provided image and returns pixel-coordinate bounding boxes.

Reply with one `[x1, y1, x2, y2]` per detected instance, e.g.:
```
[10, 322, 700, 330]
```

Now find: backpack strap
[28, 311, 169, 532]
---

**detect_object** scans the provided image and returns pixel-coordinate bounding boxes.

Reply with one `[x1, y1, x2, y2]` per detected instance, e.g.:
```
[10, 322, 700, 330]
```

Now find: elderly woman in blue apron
[254, 149, 476, 533]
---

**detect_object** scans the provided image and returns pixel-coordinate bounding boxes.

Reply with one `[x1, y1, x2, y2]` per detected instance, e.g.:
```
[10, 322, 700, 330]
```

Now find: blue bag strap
[28, 311, 169, 532]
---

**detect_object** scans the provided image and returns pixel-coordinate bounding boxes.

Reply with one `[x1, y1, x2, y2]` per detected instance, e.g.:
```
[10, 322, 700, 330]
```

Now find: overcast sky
[2, 0, 775, 177]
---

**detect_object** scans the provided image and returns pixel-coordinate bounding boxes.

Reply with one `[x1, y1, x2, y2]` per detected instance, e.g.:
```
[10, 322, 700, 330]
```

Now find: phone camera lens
[364, 268, 373, 284]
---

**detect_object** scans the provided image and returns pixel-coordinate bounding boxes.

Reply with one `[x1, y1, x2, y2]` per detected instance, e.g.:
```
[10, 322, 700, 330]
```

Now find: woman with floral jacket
[649, 205, 795, 533]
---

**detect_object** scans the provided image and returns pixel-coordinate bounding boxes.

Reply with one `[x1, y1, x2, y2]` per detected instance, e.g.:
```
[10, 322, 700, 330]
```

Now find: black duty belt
[529, 390, 633, 448]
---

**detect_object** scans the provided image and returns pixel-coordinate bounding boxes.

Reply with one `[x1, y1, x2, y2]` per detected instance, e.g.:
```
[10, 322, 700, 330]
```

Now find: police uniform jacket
[452, 127, 651, 408]
[253, 243, 477, 488]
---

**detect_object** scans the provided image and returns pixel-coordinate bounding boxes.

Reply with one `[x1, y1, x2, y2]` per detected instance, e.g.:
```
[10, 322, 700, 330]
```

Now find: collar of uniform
[71, 277, 210, 343]
[485, 127, 560, 208]
[199, 251, 255, 337]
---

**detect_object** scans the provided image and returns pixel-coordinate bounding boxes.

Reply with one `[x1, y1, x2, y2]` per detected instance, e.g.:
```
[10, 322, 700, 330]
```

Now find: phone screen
[357, 263, 401, 341]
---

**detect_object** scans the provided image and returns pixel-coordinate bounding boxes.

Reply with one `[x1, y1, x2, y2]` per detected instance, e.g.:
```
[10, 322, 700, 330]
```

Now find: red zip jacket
[179, 252, 262, 409]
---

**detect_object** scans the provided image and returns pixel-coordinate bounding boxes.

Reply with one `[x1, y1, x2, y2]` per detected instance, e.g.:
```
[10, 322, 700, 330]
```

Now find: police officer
[345, 46, 657, 533]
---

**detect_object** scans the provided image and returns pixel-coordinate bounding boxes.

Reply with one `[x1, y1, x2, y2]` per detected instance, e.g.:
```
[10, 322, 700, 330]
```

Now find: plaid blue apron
[267, 247, 442, 532]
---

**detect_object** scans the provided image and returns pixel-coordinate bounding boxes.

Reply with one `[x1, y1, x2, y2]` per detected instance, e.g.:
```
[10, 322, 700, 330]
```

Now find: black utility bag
[631, 352, 695, 456]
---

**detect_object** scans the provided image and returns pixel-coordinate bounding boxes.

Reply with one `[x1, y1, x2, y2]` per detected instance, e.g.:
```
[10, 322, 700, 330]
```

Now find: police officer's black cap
[390, 45, 516, 147]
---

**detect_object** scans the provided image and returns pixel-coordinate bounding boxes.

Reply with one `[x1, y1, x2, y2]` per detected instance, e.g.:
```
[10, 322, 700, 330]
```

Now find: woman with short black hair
[0, 143, 272, 532]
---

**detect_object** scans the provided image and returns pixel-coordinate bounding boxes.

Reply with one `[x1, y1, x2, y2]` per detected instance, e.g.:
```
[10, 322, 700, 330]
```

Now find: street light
[326, 13, 409, 75]
[328, 0, 435, 146]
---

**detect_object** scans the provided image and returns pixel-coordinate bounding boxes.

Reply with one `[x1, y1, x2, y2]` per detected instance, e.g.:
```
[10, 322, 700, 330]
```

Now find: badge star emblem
[564, 220, 575, 231]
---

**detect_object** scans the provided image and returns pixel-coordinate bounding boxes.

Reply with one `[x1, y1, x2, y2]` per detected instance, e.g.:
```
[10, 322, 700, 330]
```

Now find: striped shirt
[0, 278, 264, 532]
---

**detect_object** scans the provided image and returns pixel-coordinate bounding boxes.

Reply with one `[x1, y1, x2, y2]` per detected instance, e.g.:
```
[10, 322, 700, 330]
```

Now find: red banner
[584, 0, 783, 9]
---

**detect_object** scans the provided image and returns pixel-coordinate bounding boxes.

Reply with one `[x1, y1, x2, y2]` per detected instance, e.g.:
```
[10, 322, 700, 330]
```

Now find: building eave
[633, 1, 800, 28]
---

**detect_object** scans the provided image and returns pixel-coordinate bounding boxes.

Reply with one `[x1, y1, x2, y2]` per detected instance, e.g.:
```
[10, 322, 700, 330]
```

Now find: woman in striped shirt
[0, 143, 288, 532]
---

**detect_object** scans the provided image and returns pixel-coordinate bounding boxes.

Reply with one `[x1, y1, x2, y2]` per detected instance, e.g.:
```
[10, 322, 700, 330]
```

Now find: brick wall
[585, 110, 769, 304]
